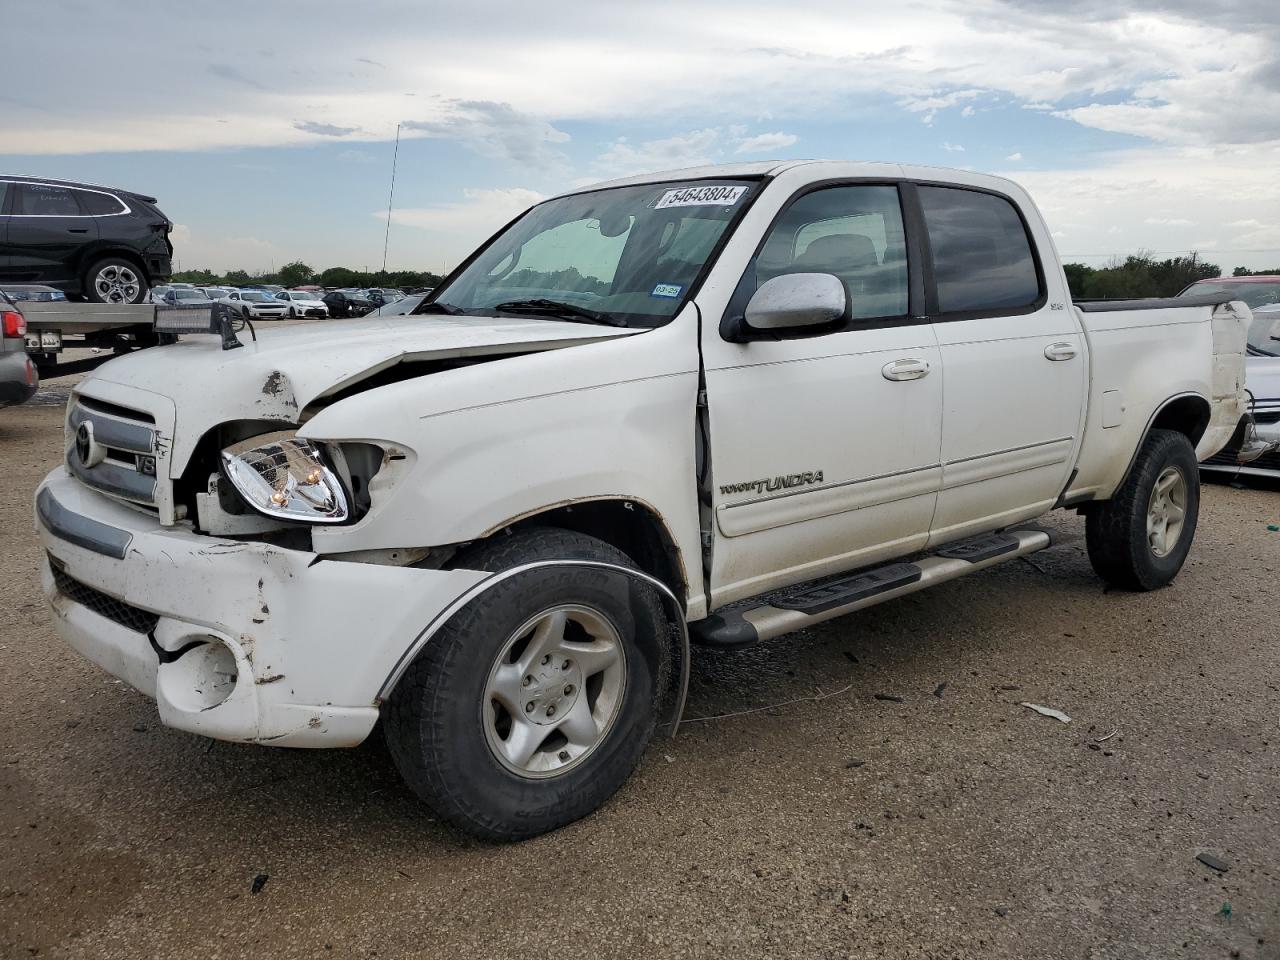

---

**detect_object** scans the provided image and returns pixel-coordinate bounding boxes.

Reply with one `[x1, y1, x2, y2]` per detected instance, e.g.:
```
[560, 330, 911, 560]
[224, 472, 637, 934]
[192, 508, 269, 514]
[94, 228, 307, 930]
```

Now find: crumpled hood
[85, 314, 635, 473]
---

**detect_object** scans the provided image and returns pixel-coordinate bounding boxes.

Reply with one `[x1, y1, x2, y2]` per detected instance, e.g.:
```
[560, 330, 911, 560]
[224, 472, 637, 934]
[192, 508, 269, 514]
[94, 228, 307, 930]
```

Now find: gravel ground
[2, 369, 1278, 959]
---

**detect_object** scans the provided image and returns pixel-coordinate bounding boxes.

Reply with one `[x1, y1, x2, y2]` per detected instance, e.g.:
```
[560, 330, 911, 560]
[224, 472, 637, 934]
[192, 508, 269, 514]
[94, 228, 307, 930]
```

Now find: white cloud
[961, 105, 975, 117]
[1004, 141, 1280, 271]
[942, 142, 965, 152]
[734, 131, 798, 154]
[385, 187, 544, 235]
[1005, 151, 1022, 161]
[595, 129, 722, 177]
[337, 149, 378, 164]
[402, 100, 570, 170]
[1143, 217, 1194, 226]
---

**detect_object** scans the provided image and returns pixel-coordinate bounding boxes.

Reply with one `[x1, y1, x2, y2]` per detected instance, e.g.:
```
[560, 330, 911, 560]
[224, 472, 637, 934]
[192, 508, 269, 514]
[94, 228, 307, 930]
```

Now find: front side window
[14, 184, 82, 217]
[919, 186, 1041, 314]
[750, 184, 909, 320]
[432, 180, 758, 327]
[76, 190, 127, 216]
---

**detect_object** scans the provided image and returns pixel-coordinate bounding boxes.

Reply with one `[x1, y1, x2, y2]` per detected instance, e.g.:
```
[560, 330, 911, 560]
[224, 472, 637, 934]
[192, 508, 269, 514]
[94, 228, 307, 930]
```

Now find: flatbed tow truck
[20, 301, 166, 377]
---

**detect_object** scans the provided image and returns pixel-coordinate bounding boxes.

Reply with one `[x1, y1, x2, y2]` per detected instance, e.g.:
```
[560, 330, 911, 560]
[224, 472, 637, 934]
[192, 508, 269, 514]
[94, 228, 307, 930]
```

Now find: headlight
[220, 433, 349, 523]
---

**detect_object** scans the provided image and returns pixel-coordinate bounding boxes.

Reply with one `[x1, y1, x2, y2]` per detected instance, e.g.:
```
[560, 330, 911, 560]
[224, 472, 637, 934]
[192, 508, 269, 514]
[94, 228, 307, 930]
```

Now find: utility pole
[382, 122, 401, 274]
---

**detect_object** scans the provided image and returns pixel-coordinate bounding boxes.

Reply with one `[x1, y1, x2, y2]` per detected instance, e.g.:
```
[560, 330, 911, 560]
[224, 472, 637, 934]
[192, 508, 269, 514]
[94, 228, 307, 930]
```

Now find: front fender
[376, 560, 691, 737]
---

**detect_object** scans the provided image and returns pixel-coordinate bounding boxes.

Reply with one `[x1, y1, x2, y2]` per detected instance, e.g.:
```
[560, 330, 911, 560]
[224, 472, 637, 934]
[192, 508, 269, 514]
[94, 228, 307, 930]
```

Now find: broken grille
[50, 559, 159, 635]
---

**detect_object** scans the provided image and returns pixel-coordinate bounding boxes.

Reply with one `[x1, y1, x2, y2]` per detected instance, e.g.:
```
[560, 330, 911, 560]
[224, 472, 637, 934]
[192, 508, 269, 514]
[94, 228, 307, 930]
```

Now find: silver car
[0, 294, 38, 408]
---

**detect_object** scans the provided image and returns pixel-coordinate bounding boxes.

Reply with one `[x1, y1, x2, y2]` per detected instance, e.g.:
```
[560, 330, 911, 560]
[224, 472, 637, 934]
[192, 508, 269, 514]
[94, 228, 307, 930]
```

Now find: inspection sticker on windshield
[655, 185, 747, 209]
[651, 283, 683, 299]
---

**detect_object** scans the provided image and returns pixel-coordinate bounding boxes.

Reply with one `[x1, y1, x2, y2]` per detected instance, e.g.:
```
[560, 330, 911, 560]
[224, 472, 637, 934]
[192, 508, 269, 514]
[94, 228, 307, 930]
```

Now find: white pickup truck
[35, 161, 1255, 840]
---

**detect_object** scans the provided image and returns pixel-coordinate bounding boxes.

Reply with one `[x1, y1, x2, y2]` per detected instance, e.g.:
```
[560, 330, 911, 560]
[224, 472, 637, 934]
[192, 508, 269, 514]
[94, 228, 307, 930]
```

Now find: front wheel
[84, 257, 148, 304]
[1086, 429, 1200, 590]
[383, 528, 663, 841]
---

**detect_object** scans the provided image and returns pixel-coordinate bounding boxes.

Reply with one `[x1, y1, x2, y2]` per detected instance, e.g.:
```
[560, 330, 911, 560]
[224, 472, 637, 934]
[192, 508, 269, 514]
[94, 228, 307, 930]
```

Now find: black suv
[0, 176, 173, 303]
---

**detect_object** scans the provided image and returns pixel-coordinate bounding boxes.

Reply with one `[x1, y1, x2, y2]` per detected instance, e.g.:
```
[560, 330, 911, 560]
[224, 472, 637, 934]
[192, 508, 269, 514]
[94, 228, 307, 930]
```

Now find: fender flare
[1109, 391, 1211, 496]
[375, 559, 692, 737]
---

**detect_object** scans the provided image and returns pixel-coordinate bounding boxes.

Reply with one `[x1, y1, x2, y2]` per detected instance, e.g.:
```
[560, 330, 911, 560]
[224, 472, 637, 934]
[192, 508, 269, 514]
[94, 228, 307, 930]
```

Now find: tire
[83, 257, 148, 304]
[1086, 429, 1200, 591]
[383, 527, 664, 841]
[288, 306, 297, 319]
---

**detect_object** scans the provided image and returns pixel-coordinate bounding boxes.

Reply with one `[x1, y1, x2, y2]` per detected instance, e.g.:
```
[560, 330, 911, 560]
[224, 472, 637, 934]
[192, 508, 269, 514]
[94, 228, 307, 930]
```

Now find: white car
[219, 289, 289, 320]
[35, 160, 1255, 841]
[1200, 303, 1280, 477]
[274, 290, 329, 319]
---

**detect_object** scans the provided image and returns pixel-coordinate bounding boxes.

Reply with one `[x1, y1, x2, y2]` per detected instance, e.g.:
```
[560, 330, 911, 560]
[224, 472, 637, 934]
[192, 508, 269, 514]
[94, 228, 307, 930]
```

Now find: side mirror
[742, 273, 849, 336]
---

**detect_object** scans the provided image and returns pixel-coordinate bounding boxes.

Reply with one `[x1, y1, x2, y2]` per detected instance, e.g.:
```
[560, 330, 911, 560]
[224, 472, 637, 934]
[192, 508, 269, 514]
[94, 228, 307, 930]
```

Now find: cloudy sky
[5, 0, 1278, 274]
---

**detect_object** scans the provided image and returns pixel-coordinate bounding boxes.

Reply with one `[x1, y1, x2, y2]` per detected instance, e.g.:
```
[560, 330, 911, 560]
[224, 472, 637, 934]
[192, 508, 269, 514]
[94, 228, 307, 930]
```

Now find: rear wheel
[383, 528, 663, 841]
[1086, 429, 1200, 590]
[84, 257, 148, 304]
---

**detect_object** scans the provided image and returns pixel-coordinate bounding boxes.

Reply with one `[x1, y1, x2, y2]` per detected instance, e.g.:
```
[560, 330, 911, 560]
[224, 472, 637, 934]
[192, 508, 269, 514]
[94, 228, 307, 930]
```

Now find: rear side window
[13, 183, 83, 216]
[919, 186, 1040, 314]
[77, 190, 127, 215]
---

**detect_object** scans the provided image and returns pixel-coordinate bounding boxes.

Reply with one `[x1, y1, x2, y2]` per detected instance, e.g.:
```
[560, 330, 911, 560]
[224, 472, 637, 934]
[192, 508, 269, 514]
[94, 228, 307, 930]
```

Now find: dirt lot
[2, 371, 1278, 960]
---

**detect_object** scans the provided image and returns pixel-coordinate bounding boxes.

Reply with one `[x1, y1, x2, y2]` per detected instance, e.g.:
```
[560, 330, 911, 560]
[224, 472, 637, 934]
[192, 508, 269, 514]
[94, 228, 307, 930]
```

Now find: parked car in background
[362, 288, 404, 308]
[0, 176, 173, 304]
[160, 287, 211, 306]
[274, 290, 329, 318]
[0, 284, 69, 302]
[1179, 275, 1280, 312]
[0, 293, 38, 408]
[219, 288, 289, 320]
[370, 292, 427, 316]
[147, 284, 171, 304]
[322, 290, 371, 318]
[198, 286, 231, 300]
[1198, 303, 1280, 478]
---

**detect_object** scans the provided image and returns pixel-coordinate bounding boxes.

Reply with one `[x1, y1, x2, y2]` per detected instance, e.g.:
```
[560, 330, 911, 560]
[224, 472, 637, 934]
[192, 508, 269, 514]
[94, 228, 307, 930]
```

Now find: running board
[691, 529, 1051, 648]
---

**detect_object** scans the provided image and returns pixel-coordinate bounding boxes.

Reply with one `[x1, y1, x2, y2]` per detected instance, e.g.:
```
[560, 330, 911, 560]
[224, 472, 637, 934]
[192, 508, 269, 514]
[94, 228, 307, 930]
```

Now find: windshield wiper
[492, 298, 627, 327]
[414, 300, 464, 315]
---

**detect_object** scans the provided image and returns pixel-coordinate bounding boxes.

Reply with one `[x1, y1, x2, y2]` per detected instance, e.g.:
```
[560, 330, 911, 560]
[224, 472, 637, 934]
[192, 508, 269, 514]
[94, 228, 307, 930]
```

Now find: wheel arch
[1149, 393, 1212, 447]
[1100, 392, 1210, 505]
[487, 497, 690, 604]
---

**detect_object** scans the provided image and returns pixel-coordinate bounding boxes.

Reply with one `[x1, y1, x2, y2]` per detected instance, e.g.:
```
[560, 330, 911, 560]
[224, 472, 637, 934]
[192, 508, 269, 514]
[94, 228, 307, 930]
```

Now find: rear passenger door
[6, 183, 97, 285]
[911, 182, 1086, 545]
[703, 182, 943, 607]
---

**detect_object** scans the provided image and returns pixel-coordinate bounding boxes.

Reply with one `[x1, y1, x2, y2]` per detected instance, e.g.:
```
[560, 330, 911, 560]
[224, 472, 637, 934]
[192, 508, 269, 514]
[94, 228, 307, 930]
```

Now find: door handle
[881, 358, 930, 381]
[1044, 341, 1077, 361]
[68, 228, 89, 234]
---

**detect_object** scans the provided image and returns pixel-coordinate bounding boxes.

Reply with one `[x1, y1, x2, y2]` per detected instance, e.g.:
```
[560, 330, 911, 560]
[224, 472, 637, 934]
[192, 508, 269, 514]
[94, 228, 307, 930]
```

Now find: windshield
[1245, 309, 1280, 357]
[173, 289, 208, 300]
[1182, 281, 1280, 311]
[241, 291, 271, 302]
[429, 179, 758, 326]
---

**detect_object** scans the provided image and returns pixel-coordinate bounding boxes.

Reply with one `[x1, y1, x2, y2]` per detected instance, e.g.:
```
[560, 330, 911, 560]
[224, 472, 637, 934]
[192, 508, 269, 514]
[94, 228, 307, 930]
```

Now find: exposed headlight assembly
[220, 433, 349, 523]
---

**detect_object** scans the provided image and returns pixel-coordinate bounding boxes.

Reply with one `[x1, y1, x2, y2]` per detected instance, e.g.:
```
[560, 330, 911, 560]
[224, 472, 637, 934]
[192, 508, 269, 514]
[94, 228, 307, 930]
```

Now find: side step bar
[692, 529, 1051, 648]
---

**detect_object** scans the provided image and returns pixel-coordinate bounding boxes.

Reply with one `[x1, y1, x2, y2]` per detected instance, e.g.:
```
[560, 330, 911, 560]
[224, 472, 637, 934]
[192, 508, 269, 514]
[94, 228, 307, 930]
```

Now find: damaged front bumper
[34, 469, 486, 747]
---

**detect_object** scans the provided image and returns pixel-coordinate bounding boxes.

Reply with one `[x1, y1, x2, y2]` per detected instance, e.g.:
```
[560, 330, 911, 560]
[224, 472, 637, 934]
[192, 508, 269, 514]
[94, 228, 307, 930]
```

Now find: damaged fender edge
[375, 559, 692, 737]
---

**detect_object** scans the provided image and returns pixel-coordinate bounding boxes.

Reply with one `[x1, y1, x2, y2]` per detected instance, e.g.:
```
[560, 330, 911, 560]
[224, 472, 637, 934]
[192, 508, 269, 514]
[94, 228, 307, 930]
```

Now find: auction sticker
[651, 283, 683, 298]
[655, 185, 747, 209]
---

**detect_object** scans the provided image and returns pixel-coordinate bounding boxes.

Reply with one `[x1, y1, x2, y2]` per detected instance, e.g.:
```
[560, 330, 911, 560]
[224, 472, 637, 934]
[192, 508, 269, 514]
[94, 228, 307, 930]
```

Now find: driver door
[701, 182, 944, 608]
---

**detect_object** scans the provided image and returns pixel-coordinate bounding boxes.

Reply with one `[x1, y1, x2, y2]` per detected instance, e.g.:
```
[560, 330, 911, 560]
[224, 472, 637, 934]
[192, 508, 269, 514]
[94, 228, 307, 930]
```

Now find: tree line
[170, 261, 443, 290]
[172, 253, 1278, 300]
[1063, 254, 1277, 300]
